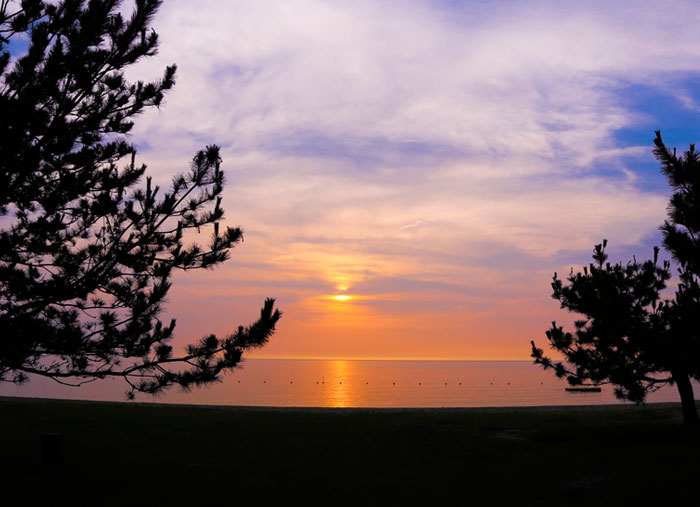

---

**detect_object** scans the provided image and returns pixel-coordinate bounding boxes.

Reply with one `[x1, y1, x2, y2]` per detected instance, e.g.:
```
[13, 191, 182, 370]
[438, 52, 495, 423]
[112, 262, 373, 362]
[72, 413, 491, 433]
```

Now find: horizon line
[246, 357, 533, 362]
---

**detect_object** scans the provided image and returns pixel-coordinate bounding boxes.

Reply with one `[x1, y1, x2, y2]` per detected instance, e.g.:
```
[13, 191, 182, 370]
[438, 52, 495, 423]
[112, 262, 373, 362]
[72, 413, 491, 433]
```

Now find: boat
[565, 386, 602, 392]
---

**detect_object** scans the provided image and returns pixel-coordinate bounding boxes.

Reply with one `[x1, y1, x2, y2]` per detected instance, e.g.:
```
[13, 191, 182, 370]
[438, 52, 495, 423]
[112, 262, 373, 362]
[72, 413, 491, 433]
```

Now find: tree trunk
[673, 372, 699, 427]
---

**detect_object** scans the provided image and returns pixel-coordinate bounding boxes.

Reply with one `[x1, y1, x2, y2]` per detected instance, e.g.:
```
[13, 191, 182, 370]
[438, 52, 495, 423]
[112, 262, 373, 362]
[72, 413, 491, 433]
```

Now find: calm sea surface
[1, 359, 693, 408]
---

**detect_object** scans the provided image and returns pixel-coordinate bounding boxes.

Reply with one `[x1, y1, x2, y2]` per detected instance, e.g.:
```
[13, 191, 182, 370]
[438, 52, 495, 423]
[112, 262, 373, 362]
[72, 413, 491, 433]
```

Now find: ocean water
[0, 359, 693, 408]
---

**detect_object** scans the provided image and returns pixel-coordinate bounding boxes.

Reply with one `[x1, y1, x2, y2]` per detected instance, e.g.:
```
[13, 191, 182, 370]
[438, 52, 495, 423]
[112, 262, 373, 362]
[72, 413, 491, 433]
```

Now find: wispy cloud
[122, 0, 700, 358]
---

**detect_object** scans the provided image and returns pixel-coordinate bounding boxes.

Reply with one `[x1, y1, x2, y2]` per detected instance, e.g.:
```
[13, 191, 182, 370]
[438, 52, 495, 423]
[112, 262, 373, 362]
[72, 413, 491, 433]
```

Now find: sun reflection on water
[324, 360, 351, 407]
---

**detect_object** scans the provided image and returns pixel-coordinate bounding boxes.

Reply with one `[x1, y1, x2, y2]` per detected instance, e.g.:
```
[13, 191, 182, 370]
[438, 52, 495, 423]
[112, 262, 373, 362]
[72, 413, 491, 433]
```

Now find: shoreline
[0, 394, 686, 413]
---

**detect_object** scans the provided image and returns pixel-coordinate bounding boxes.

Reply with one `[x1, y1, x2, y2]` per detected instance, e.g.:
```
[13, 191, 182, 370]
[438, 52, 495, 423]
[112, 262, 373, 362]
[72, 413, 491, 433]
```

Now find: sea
[0, 359, 693, 408]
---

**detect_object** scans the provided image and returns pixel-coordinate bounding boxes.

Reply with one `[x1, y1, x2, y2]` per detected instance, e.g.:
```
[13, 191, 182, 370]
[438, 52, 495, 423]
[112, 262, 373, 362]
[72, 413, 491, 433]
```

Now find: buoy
[290, 381, 293, 384]
[459, 382, 462, 386]
[444, 382, 447, 385]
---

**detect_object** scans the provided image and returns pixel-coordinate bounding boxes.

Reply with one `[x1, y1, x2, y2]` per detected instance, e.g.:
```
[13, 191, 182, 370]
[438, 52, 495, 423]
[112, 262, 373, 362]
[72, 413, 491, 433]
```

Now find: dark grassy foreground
[2, 397, 699, 505]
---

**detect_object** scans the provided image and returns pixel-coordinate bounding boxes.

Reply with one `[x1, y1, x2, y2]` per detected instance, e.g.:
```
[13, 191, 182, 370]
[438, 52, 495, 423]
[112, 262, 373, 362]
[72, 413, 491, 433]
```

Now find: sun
[331, 295, 352, 301]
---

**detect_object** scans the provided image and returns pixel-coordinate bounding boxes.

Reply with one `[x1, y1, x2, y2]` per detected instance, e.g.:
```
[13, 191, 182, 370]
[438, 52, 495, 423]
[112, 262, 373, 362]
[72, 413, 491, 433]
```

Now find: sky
[106, 0, 700, 360]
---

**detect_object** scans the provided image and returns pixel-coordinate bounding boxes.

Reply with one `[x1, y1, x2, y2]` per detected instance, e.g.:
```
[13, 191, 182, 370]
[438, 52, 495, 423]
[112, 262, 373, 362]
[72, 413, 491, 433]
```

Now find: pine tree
[531, 132, 700, 426]
[0, 0, 280, 398]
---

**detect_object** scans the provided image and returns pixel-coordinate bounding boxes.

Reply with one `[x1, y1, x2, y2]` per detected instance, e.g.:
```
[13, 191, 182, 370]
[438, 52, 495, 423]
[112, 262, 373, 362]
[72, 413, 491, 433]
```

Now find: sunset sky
[115, 0, 700, 360]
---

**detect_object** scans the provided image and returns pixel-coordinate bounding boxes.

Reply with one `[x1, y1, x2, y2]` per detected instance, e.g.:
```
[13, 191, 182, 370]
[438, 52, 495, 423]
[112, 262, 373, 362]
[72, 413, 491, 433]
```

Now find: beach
[3, 396, 698, 505]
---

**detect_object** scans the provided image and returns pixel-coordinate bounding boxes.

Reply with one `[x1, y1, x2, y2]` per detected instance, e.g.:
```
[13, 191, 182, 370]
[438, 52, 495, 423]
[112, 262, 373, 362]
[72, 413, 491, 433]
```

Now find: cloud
[117, 0, 700, 358]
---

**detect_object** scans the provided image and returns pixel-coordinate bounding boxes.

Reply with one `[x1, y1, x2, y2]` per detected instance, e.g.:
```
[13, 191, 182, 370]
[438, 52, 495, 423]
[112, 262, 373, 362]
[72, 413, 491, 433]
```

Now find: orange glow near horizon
[167, 227, 572, 362]
[167, 257, 566, 361]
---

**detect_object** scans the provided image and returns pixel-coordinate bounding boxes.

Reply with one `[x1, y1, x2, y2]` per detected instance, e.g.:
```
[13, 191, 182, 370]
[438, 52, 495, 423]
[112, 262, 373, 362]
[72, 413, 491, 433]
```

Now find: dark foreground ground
[1, 397, 698, 505]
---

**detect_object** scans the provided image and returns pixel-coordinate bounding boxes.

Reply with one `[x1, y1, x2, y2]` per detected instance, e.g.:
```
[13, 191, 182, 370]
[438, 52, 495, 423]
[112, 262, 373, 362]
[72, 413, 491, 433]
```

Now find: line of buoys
[235, 380, 555, 386]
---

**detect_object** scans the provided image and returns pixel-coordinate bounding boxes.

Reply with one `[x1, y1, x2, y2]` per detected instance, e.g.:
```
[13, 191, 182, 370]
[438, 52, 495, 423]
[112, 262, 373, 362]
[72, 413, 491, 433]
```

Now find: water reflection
[325, 360, 351, 407]
[2, 359, 695, 408]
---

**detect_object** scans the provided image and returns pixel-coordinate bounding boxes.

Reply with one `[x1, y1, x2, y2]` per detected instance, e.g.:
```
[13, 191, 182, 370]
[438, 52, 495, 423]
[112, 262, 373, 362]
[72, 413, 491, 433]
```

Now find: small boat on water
[565, 386, 602, 392]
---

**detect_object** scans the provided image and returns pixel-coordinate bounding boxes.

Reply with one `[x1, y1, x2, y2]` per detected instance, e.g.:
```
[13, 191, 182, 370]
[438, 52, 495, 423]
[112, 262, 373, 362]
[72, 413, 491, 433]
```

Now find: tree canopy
[0, 0, 280, 398]
[532, 131, 700, 425]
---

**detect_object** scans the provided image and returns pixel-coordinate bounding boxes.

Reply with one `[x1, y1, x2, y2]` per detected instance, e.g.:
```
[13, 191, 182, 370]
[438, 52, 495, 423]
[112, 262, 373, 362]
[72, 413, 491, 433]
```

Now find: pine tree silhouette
[0, 0, 280, 398]
[532, 132, 700, 426]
